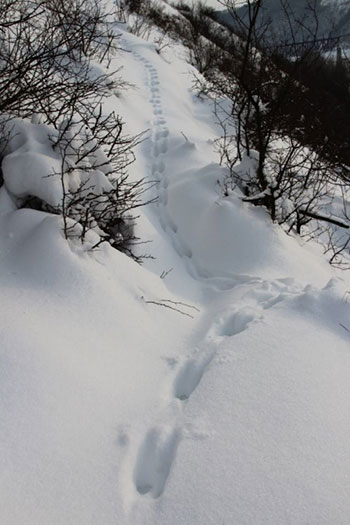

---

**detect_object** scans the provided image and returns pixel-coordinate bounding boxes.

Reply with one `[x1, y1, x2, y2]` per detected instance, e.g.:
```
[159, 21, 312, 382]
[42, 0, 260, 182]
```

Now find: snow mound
[1, 118, 113, 210]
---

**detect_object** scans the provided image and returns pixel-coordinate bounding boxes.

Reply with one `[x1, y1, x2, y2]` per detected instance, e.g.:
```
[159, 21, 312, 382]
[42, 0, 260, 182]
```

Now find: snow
[1, 8, 350, 525]
[170, 0, 224, 9]
[1, 119, 62, 207]
[0, 117, 116, 216]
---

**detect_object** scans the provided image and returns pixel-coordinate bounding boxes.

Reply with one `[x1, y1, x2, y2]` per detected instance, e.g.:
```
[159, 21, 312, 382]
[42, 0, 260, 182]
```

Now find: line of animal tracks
[120, 35, 309, 508]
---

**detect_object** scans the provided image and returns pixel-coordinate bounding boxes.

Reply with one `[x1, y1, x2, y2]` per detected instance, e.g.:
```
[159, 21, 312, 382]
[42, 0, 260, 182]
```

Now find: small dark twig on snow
[339, 323, 350, 335]
[141, 296, 200, 318]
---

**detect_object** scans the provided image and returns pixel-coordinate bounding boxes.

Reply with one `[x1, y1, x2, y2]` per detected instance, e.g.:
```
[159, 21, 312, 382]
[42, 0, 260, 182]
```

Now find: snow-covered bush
[0, 0, 150, 259]
[0, 112, 149, 259]
[51, 113, 149, 257]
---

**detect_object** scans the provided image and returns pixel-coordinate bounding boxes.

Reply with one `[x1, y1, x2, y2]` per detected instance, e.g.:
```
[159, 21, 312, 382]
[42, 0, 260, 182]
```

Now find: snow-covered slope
[1, 14, 350, 525]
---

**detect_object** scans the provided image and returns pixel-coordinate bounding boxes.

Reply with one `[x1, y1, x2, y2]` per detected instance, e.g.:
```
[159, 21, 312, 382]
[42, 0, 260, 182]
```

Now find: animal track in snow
[154, 128, 168, 140]
[261, 292, 288, 309]
[174, 353, 214, 401]
[153, 143, 160, 158]
[152, 160, 165, 175]
[159, 188, 168, 205]
[153, 141, 165, 157]
[159, 209, 177, 234]
[219, 306, 261, 337]
[159, 138, 168, 153]
[206, 278, 303, 337]
[244, 279, 300, 311]
[134, 427, 180, 498]
[154, 117, 166, 125]
[135, 47, 193, 292]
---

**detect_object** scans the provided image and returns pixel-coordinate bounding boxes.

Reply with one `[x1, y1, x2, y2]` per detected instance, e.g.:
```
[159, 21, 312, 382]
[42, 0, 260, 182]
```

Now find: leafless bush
[46, 112, 154, 259]
[0, 0, 152, 259]
[189, 0, 350, 265]
[0, 0, 123, 119]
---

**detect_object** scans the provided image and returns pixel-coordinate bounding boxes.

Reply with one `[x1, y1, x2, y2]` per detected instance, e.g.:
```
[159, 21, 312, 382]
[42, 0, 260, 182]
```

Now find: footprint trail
[174, 352, 214, 401]
[134, 427, 181, 498]
[120, 37, 307, 506]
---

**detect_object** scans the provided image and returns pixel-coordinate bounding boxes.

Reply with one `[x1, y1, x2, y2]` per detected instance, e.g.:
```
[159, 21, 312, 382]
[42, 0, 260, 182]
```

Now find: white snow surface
[1, 16, 350, 525]
[170, 0, 225, 9]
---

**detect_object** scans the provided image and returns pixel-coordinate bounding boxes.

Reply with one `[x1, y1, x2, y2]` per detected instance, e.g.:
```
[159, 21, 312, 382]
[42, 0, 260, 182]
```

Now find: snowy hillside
[1, 3, 350, 525]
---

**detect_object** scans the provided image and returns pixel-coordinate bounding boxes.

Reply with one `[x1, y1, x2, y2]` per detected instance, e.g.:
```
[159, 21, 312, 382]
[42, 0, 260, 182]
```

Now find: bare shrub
[0, 0, 152, 259]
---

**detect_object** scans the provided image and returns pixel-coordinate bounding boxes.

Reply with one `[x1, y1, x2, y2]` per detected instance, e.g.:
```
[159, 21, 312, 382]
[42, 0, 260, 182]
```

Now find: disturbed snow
[1, 19, 350, 525]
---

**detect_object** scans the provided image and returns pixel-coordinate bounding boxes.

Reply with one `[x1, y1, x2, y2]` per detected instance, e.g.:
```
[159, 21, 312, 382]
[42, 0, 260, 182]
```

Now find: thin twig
[160, 267, 173, 279]
[157, 299, 200, 312]
[142, 297, 197, 319]
[339, 323, 350, 334]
